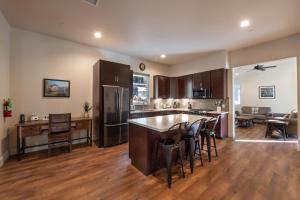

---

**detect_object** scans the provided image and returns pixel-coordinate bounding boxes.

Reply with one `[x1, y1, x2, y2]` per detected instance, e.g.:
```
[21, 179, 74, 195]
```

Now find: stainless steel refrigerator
[103, 85, 129, 147]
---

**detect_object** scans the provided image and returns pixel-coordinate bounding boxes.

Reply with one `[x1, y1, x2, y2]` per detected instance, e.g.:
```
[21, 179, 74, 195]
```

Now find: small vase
[84, 112, 89, 118]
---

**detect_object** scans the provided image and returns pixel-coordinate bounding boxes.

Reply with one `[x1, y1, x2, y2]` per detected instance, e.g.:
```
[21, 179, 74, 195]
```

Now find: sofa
[281, 110, 298, 137]
[238, 106, 272, 123]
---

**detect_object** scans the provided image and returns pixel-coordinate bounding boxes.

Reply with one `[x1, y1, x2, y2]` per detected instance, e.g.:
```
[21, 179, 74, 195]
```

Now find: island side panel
[129, 123, 161, 175]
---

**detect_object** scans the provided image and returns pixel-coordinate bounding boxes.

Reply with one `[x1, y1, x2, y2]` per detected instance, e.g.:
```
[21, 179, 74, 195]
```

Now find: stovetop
[190, 109, 214, 115]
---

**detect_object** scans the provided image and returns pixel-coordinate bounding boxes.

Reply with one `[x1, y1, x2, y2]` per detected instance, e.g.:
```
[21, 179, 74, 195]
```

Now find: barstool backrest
[188, 118, 207, 138]
[205, 115, 221, 133]
[168, 122, 189, 144]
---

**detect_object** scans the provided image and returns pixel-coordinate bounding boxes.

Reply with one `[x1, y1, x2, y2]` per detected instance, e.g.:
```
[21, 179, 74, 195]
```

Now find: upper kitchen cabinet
[178, 75, 193, 99]
[210, 68, 228, 99]
[170, 77, 178, 99]
[153, 75, 170, 99]
[193, 71, 211, 90]
[99, 60, 131, 86]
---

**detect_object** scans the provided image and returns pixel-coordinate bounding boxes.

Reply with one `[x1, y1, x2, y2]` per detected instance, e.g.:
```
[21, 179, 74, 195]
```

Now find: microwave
[193, 88, 211, 99]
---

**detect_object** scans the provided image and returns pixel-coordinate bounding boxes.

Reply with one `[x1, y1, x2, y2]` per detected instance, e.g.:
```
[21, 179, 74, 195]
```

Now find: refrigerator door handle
[117, 90, 120, 115]
[119, 88, 123, 122]
[115, 91, 118, 112]
[104, 123, 128, 127]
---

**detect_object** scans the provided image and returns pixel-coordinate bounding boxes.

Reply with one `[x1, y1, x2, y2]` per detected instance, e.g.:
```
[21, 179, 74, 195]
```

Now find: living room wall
[235, 58, 297, 113]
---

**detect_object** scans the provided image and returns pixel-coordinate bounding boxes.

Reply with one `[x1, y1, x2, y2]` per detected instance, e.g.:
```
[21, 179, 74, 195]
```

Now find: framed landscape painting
[43, 79, 70, 97]
[259, 86, 275, 99]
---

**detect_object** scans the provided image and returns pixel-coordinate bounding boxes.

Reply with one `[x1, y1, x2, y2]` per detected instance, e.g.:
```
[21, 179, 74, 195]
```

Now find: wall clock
[139, 63, 146, 71]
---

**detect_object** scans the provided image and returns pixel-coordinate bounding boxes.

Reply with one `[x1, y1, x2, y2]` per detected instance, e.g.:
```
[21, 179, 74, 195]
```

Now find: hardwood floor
[236, 123, 298, 141]
[0, 139, 300, 200]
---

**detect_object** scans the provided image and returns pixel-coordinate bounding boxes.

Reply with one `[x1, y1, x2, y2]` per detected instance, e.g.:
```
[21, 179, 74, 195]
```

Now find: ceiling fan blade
[263, 66, 277, 68]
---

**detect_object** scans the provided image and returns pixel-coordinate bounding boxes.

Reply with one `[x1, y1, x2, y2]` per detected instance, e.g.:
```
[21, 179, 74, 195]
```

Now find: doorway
[232, 57, 298, 142]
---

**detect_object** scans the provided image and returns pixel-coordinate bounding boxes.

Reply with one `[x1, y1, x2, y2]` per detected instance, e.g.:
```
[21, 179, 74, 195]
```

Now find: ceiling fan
[247, 64, 277, 72]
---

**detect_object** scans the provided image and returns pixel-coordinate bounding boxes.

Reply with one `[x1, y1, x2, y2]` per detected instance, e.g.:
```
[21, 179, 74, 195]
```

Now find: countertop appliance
[103, 85, 129, 147]
[192, 88, 211, 99]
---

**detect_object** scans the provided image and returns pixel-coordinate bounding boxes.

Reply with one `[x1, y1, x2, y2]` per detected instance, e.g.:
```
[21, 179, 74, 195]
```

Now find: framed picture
[43, 79, 70, 97]
[259, 86, 275, 99]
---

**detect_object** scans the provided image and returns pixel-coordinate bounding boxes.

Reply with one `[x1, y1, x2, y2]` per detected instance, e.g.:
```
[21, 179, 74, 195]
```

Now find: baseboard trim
[0, 151, 9, 167]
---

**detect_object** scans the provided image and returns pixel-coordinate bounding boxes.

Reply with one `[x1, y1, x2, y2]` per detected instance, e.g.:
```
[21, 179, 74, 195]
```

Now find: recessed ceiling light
[94, 32, 102, 39]
[160, 54, 166, 59]
[240, 19, 250, 28]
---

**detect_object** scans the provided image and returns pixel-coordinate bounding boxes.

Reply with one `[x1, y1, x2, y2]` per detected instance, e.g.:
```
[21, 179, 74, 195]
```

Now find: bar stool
[155, 122, 188, 188]
[183, 118, 207, 173]
[201, 115, 220, 162]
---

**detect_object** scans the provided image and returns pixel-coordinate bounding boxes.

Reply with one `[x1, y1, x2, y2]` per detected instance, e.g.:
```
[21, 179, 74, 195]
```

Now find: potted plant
[83, 102, 92, 118]
[3, 98, 13, 118]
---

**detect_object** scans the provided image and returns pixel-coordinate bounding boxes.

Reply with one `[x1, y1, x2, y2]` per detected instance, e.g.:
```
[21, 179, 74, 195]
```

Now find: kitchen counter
[128, 114, 212, 132]
[128, 114, 212, 176]
[130, 108, 190, 114]
[130, 108, 228, 115]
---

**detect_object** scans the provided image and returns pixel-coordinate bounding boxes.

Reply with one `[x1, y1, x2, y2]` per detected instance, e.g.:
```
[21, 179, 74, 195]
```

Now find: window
[132, 73, 150, 105]
[234, 85, 241, 105]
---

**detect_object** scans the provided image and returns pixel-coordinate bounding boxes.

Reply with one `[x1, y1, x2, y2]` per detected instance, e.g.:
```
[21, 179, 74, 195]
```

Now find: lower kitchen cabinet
[207, 113, 228, 139]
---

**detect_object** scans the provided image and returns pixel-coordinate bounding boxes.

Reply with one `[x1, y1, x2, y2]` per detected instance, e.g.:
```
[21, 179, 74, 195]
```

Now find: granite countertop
[130, 108, 190, 114]
[130, 108, 228, 115]
[207, 111, 229, 115]
[128, 114, 213, 132]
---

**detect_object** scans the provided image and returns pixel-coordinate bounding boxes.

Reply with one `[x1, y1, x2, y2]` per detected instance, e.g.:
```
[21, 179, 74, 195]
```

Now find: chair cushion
[258, 107, 271, 115]
[241, 106, 252, 114]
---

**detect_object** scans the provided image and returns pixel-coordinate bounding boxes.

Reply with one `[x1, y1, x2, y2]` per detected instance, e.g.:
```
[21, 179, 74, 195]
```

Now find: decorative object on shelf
[43, 79, 70, 97]
[3, 98, 13, 118]
[215, 100, 224, 112]
[30, 114, 39, 121]
[139, 63, 146, 71]
[19, 114, 25, 123]
[83, 102, 92, 118]
[259, 86, 275, 99]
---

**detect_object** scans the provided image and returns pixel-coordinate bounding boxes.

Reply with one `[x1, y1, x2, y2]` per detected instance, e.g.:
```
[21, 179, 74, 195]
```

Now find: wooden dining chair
[48, 113, 72, 156]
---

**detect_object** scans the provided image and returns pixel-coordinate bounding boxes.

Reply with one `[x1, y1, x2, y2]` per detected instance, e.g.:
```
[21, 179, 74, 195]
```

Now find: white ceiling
[1, 0, 300, 65]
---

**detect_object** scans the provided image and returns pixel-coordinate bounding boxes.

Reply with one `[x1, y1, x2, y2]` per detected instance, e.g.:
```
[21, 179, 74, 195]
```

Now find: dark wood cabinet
[170, 77, 178, 99]
[193, 71, 211, 90]
[100, 60, 131, 85]
[178, 75, 193, 99]
[153, 75, 170, 99]
[153, 68, 227, 100]
[210, 69, 227, 99]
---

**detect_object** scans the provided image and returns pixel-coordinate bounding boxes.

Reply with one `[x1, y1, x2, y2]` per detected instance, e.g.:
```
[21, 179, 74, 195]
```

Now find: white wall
[0, 11, 10, 166]
[235, 58, 297, 113]
[169, 50, 228, 76]
[8, 28, 170, 154]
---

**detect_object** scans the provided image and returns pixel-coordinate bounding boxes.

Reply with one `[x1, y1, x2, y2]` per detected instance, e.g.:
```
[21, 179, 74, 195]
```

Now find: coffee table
[236, 116, 255, 127]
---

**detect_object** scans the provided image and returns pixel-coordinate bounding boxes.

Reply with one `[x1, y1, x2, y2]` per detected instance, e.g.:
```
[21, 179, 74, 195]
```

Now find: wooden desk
[16, 117, 93, 160]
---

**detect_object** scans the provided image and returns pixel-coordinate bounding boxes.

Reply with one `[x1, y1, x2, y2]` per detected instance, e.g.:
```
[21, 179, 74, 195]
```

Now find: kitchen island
[128, 114, 212, 175]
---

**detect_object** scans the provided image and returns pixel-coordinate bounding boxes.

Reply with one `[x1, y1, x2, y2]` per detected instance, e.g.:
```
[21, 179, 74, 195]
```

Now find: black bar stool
[155, 122, 188, 188]
[183, 118, 207, 173]
[201, 115, 220, 162]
